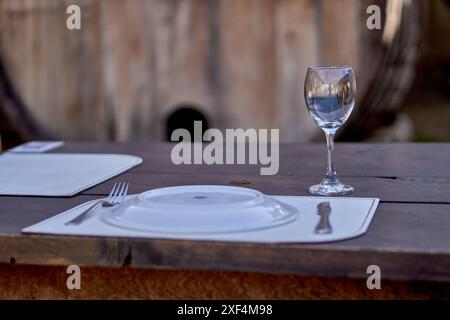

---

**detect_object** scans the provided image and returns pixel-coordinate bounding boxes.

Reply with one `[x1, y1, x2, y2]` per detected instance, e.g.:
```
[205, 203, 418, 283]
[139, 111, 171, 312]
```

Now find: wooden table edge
[2, 234, 450, 283]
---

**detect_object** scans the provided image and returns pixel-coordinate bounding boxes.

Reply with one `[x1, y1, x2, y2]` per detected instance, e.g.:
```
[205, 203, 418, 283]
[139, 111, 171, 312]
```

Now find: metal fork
[65, 182, 129, 226]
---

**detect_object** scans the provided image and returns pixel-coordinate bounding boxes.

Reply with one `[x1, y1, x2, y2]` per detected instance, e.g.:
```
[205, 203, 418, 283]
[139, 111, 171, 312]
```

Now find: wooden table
[1, 142, 450, 299]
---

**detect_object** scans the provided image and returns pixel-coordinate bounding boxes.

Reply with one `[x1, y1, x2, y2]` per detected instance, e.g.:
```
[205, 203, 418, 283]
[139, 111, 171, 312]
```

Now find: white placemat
[22, 195, 379, 243]
[0, 153, 142, 196]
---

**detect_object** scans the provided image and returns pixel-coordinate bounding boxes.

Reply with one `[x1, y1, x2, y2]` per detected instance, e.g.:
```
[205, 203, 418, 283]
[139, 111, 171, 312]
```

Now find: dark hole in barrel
[379, 112, 397, 126]
[166, 106, 209, 142]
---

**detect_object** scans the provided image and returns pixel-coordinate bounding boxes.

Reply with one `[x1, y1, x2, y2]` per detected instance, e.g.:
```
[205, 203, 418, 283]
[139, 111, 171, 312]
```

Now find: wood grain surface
[55, 142, 450, 178]
[0, 142, 449, 298]
[1, 264, 449, 299]
[0, 0, 397, 142]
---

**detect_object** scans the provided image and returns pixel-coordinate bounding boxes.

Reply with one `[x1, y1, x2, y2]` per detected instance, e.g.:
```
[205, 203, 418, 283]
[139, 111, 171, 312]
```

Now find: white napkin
[8, 141, 64, 153]
[22, 195, 379, 243]
[0, 153, 142, 196]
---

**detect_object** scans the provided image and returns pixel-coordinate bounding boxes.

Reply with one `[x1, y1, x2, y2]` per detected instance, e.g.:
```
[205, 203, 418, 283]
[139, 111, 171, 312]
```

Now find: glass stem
[324, 132, 338, 184]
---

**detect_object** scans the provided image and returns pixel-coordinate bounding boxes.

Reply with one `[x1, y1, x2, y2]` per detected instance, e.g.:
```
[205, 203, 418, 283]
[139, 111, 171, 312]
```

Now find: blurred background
[0, 0, 448, 149]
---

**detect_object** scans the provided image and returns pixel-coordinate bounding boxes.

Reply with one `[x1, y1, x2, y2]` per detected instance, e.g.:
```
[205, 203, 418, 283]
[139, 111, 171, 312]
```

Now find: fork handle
[65, 200, 104, 225]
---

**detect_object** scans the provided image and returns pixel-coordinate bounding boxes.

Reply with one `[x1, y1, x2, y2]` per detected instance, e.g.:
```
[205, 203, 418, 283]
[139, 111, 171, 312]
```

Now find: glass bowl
[101, 185, 299, 234]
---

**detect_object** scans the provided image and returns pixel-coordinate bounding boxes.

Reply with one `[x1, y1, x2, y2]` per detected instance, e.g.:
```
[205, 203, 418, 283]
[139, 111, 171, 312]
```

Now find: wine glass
[304, 66, 356, 196]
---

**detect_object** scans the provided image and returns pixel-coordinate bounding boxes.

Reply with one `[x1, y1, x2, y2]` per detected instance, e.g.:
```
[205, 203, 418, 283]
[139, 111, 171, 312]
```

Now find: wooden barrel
[0, 0, 420, 142]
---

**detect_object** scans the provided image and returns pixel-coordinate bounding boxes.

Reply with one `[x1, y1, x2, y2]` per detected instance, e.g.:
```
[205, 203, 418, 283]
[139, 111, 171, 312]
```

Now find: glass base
[308, 182, 354, 196]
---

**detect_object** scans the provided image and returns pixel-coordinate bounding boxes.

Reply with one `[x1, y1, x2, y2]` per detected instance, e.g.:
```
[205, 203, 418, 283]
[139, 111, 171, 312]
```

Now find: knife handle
[315, 202, 333, 234]
[315, 214, 333, 234]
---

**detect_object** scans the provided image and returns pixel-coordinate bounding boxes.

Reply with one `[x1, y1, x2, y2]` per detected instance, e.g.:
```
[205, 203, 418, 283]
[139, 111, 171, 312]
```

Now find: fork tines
[108, 182, 129, 205]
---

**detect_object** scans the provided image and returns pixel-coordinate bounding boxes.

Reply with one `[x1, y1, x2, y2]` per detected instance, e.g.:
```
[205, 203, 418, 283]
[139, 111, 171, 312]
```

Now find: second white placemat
[0, 153, 142, 196]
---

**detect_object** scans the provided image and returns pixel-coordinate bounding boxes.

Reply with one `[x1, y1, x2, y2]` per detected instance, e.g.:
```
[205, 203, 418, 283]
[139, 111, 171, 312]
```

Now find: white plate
[101, 185, 299, 234]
